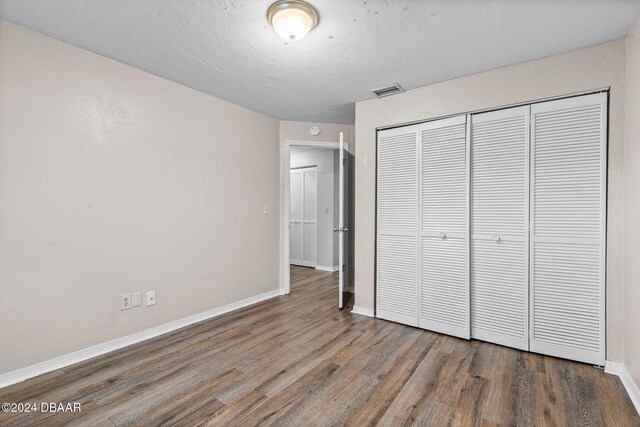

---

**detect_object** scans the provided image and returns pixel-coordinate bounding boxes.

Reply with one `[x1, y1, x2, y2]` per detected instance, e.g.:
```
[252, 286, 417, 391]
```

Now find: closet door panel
[302, 169, 317, 267]
[420, 236, 468, 337]
[376, 125, 419, 326]
[419, 116, 469, 338]
[304, 169, 317, 223]
[531, 242, 601, 356]
[470, 106, 529, 350]
[471, 239, 527, 347]
[302, 223, 317, 267]
[290, 224, 303, 265]
[421, 117, 467, 234]
[378, 235, 418, 324]
[289, 170, 304, 266]
[530, 93, 606, 365]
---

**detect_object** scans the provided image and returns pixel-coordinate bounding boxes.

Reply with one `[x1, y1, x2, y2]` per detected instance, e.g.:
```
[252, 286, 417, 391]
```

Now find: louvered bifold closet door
[530, 93, 606, 365]
[302, 168, 318, 267]
[377, 125, 419, 326]
[470, 106, 530, 350]
[290, 170, 304, 266]
[419, 115, 470, 338]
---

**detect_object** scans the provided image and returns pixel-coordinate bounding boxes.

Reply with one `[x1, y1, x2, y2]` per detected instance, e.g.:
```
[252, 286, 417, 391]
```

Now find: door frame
[282, 139, 347, 294]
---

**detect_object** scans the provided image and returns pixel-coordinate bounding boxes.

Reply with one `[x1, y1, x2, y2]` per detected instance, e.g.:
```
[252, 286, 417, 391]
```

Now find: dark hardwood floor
[1, 266, 638, 426]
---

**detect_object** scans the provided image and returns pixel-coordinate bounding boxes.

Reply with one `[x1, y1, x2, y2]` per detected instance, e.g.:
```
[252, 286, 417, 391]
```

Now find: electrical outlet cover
[146, 290, 156, 306]
[120, 293, 131, 310]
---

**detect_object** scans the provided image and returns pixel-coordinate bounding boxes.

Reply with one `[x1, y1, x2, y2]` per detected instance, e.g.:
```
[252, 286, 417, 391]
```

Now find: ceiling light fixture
[267, 0, 319, 42]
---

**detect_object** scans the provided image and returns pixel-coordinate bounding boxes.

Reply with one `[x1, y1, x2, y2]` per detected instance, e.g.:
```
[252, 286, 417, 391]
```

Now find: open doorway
[283, 137, 351, 308]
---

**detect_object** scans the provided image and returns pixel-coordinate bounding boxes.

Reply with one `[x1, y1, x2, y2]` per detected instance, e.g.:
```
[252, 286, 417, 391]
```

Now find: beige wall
[624, 16, 640, 386]
[278, 121, 355, 289]
[354, 40, 626, 362]
[0, 21, 280, 375]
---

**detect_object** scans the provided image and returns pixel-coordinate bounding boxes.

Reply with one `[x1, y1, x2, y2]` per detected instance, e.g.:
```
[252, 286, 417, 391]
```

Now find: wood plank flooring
[0, 266, 638, 426]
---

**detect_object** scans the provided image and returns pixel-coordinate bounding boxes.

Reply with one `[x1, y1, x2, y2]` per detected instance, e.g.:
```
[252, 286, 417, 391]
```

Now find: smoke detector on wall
[370, 83, 405, 98]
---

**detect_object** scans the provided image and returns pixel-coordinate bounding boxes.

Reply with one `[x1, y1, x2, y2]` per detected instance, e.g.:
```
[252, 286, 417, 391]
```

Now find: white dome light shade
[267, 0, 319, 42]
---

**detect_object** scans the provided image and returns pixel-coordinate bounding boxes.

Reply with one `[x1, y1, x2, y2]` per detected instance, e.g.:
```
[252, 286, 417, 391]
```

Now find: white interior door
[290, 167, 317, 267]
[376, 125, 419, 327]
[338, 133, 349, 308]
[529, 93, 606, 365]
[289, 169, 304, 266]
[419, 115, 470, 338]
[470, 105, 530, 351]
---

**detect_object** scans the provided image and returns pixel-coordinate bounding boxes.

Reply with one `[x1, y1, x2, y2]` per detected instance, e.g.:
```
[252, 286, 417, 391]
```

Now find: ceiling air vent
[370, 83, 405, 98]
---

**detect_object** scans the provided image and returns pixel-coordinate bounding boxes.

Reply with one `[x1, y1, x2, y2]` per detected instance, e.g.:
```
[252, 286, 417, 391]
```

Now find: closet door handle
[440, 232, 447, 239]
[493, 235, 501, 242]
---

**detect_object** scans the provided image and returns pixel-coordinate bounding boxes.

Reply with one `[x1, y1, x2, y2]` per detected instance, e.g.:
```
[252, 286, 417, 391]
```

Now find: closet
[290, 167, 317, 267]
[376, 92, 607, 365]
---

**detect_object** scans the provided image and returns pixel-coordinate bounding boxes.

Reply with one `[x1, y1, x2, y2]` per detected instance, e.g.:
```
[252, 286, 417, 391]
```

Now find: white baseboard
[315, 265, 339, 272]
[605, 361, 640, 415]
[0, 289, 281, 389]
[351, 305, 374, 317]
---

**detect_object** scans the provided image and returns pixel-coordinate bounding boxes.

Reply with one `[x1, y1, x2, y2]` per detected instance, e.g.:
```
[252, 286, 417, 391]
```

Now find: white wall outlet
[120, 293, 131, 310]
[132, 292, 142, 307]
[263, 204, 270, 215]
[146, 290, 156, 306]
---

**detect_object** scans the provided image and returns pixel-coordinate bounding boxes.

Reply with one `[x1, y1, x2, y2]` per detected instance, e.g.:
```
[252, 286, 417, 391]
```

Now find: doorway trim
[282, 139, 347, 294]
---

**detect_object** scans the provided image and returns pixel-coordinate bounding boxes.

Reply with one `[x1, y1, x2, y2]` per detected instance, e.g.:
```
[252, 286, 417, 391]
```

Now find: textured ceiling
[1, 0, 639, 124]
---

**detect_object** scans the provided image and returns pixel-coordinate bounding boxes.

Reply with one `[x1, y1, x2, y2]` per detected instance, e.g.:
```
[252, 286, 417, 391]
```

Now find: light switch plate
[132, 292, 142, 307]
[146, 290, 156, 306]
